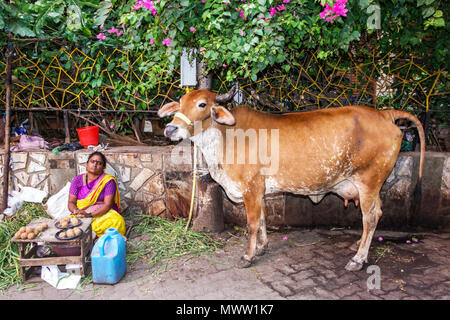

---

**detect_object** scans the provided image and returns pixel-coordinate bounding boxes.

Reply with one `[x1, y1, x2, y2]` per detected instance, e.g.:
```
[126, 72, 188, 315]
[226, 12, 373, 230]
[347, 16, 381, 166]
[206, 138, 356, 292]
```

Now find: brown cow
[158, 89, 425, 271]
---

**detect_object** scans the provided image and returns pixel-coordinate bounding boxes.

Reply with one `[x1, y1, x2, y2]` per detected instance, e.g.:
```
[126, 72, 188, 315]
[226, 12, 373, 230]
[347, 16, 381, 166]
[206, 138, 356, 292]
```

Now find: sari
[74, 173, 125, 237]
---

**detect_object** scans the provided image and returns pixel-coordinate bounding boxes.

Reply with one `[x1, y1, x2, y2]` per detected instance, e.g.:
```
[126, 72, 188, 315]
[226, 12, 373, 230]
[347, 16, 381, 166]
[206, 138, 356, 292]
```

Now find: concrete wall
[1, 147, 449, 230]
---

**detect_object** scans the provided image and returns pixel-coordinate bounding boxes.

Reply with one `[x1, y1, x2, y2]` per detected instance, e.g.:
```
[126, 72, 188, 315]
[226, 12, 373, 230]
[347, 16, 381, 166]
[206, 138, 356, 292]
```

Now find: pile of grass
[127, 215, 225, 274]
[0, 203, 50, 291]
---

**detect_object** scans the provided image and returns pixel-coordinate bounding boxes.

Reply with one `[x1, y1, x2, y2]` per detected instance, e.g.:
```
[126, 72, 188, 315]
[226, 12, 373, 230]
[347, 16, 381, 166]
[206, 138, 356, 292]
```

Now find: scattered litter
[11, 135, 50, 152]
[41, 265, 81, 289]
[45, 182, 71, 220]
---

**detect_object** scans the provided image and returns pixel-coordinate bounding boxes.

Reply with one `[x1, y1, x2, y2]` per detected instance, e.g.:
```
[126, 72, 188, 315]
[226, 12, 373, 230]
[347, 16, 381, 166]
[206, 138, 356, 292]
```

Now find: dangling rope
[185, 143, 198, 231]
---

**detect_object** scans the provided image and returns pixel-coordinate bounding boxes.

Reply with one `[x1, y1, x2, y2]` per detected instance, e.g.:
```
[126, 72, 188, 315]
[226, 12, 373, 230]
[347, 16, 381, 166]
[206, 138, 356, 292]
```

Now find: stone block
[387, 178, 411, 201]
[49, 168, 76, 194]
[397, 156, 413, 177]
[30, 173, 49, 187]
[77, 152, 90, 164]
[49, 159, 74, 169]
[117, 153, 141, 168]
[14, 171, 29, 185]
[11, 153, 27, 170]
[118, 165, 131, 183]
[166, 178, 192, 219]
[129, 168, 154, 191]
[150, 199, 166, 216]
[144, 173, 165, 195]
[30, 152, 46, 165]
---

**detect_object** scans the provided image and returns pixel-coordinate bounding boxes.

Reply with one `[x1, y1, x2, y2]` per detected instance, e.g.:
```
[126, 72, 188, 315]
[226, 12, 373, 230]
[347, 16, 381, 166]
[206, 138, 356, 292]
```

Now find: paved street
[1, 227, 449, 300]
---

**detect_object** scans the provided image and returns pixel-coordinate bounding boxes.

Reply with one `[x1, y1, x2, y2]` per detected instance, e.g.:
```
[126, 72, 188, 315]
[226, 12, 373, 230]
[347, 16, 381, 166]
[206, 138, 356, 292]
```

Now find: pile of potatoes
[59, 216, 80, 228]
[14, 222, 48, 240]
[59, 227, 82, 239]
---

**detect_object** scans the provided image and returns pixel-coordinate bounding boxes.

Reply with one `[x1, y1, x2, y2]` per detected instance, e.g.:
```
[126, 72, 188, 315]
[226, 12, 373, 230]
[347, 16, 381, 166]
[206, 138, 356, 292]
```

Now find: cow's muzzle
[164, 124, 178, 138]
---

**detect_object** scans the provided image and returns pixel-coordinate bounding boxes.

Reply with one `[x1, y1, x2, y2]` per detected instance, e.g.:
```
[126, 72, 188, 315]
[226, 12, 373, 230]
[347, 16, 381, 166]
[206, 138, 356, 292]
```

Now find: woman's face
[87, 154, 105, 175]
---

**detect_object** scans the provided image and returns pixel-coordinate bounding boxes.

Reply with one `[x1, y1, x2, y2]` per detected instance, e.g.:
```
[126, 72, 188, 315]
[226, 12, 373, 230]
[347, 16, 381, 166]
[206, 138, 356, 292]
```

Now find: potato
[70, 217, 79, 226]
[73, 227, 82, 235]
[41, 222, 48, 229]
[27, 233, 36, 240]
[19, 227, 26, 233]
[14, 231, 22, 239]
[26, 227, 34, 234]
[20, 233, 28, 240]
[61, 221, 69, 228]
[36, 225, 44, 233]
[66, 229, 75, 238]
[59, 231, 67, 238]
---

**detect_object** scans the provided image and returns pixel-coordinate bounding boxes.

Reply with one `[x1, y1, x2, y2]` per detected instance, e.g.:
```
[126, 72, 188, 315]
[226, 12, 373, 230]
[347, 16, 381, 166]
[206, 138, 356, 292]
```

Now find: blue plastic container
[91, 228, 126, 284]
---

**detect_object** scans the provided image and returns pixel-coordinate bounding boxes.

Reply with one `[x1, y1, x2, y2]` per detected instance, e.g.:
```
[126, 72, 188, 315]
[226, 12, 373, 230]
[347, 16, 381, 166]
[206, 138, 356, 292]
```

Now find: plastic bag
[3, 190, 24, 216]
[41, 265, 81, 289]
[46, 182, 71, 220]
[20, 186, 48, 203]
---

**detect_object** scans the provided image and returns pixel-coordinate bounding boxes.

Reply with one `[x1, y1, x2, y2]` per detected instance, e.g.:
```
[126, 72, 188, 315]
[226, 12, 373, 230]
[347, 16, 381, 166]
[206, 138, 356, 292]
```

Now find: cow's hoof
[237, 256, 253, 268]
[345, 259, 363, 271]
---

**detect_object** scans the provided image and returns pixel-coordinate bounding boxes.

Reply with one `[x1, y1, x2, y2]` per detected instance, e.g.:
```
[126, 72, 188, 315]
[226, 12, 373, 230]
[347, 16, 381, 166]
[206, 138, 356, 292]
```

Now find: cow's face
[157, 89, 236, 141]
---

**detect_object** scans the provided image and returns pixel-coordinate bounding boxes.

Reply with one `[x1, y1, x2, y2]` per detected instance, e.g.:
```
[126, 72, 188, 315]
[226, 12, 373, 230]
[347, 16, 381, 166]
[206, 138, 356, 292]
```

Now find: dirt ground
[0, 225, 449, 301]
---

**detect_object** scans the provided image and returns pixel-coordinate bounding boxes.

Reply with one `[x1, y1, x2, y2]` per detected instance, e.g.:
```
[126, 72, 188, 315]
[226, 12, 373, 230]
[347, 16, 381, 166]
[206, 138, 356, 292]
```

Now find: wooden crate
[10, 217, 93, 283]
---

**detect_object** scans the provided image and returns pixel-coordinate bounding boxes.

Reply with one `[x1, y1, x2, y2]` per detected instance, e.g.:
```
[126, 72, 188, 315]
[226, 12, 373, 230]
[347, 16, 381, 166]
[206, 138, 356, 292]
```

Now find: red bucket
[77, 126, 99, 148]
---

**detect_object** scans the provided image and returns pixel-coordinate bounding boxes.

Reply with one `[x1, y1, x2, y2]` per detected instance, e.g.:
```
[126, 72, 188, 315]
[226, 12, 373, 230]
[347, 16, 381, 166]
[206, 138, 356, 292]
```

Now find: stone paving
[1, 227, 449, 300]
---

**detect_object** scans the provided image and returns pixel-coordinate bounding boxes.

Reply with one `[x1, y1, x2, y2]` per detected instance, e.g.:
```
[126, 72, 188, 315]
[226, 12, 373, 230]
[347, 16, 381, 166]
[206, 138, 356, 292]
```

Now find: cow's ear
[211, 106, 235, 126]
[157, 101, 180, 118]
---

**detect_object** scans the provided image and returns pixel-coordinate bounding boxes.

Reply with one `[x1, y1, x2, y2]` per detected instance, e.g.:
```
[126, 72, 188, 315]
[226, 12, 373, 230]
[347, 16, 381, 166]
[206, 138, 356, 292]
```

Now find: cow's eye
[198, 102, 207, 108]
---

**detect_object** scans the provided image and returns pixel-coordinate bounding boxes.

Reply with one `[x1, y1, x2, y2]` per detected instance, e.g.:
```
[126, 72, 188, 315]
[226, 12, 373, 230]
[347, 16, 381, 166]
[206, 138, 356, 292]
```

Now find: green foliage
[0, 0, 447, 111]
[0, 203, 50, 291]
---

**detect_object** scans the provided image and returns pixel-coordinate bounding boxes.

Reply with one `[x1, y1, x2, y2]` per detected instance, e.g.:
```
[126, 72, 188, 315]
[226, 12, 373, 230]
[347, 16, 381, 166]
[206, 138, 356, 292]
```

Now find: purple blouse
[69, 174, 120, 213]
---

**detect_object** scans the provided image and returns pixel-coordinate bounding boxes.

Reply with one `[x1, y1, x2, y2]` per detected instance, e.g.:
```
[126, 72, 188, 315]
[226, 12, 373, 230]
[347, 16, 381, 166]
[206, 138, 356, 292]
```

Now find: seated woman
[68, 151, 125, 239]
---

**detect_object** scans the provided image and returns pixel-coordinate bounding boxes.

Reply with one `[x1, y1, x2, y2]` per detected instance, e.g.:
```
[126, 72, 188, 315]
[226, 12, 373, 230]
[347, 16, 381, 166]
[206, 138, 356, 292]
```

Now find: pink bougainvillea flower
[108, 27, 118, 34]
[201, 0, 206, 3]
[134, 0, 157, 15]
[320, 0, 348, 22]
[224, 1, 229, 7]
[150, 38, 155, 44]
[199, 47, 205, 52]
[283, 236, 287, 241]
[277, 4, 286, 11]
[269, 7, 277, 17]
[162, 37, 171, 47]
[110, 123, 115, 129]
[223, 64, 227, 67]
[378, 237, 383, 242]
[406, 240, 412, 244]
[99, 25, 104, 30]
[239, 9, 246, 21]
[239, 29, 244, 36]
[190, 26, 196, 33]
[119, 73, 123, 77]
[283, 0, 290, 3]
[116, 30, 124, 36]
[96, 33, 106, 41]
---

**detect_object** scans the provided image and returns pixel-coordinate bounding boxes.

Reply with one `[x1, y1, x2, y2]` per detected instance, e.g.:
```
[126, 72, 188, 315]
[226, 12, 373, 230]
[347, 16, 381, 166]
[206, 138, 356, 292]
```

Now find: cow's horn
[215, 85, 237, 103]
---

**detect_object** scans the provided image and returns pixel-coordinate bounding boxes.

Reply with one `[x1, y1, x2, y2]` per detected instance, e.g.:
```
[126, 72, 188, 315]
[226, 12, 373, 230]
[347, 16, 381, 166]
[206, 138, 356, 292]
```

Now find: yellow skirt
[91, 209, 126, 238]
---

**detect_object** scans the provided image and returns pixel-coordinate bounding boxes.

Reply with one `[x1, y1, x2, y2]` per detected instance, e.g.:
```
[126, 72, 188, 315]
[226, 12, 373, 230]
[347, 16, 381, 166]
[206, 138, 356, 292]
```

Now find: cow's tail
[384, 109, 425, 216]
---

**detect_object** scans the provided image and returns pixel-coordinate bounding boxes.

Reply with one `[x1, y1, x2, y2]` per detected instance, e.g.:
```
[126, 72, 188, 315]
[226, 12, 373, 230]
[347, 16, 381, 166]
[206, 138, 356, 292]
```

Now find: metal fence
[1, 46, 448, 116]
